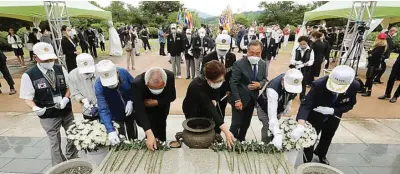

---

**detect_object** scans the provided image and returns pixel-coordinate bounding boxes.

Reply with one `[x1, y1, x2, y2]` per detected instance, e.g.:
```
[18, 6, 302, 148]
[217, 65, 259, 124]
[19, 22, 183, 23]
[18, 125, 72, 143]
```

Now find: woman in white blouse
[7, 28, 26, 67]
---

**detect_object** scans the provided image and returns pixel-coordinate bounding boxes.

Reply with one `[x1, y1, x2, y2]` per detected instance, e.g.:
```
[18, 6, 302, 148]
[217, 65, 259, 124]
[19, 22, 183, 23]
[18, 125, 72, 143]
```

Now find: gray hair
[144, 67, 167, 86]
[247, 40, 263, 50]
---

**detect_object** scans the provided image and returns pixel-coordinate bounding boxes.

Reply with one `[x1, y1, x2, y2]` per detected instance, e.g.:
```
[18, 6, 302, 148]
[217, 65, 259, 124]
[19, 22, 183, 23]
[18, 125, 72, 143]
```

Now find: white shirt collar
[297, 46, 311, 51]
[37, 63, 54, 74]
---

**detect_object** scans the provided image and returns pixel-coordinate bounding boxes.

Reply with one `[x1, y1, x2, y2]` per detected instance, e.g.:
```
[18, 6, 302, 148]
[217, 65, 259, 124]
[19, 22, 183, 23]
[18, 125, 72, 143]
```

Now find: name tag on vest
[38, 83, 47, 89]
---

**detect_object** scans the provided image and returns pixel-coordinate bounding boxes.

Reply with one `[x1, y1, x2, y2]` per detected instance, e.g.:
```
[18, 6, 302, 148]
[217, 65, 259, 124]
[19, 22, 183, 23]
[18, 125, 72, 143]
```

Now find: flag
[219, 15, 225, 26]
[187, 11, 193, 29]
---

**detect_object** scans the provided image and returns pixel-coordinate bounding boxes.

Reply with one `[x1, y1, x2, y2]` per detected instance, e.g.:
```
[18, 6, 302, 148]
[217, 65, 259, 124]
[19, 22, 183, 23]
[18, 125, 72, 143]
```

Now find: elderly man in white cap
[257, 69, 303, 149]
[201, 34, 236, 124]
[19, 42, 77, 166]
[192, 27, 211, 77]
[94, 60, 137, 145]
[132, 67, 176, 151]
[167, 23, 184, 79]
[240, 27, 258, 56]
[292, 65, 360, 165]
[184, 29, 195, 79]
[68, 53, 98, 120]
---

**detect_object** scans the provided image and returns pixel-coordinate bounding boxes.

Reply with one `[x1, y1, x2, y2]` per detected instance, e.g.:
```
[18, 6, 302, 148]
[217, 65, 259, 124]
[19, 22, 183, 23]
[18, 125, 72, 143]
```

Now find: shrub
[148, 27, 159, 39]
[0, 31, 11, 51]
[16, 27, 27, 43]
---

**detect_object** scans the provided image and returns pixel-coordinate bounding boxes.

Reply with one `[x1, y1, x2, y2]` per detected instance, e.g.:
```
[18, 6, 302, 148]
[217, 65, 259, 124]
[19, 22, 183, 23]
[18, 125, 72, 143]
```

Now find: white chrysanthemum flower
[258, 142, 264, 145]
[74, 140, 80, 146]
[67, 135, 75, 140]
[76, 145, 82, 151]
[124, 140, 131, 144]
[82, 143, 88, 149]
[89, 143, 96, 149]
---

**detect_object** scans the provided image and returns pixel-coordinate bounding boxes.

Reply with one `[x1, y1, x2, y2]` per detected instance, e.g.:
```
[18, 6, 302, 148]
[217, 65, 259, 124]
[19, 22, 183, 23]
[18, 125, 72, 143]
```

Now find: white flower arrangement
[269, 117, 318, 151]
[66, 119, 121, 152]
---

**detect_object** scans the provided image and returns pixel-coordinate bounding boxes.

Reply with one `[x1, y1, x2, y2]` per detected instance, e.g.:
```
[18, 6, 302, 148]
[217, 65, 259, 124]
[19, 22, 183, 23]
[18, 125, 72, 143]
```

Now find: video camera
[356, 21, 370, 35]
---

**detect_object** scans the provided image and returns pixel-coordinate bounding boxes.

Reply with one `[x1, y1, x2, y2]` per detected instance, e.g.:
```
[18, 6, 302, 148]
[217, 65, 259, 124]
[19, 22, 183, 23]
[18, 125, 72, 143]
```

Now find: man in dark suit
[78, 28, 89, 53]
[292, 65, 360, 165]
[260, 30, 276, 79]
[230, 40, 267, 141]
[167, 24, 184, 78]
[192, 28, 211, 77]
[202, 34, 236, 128]
[374, 27, 398, 84]
[84, 24, 97, 58]
[132, 67, 176, 151]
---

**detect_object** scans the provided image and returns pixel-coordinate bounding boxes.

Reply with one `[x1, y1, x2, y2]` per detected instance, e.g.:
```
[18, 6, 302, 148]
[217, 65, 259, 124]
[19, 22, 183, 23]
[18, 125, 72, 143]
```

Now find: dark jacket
[384, 31, 394, 59]
[192, 36, 211, 58]
[77, 30, 88, 47]
[61, 36, 77, 72]
[230, 58, 267, 107]
[183, 77, 224, 127]
[202, 51, 237, 94]
[323, 39, 331, 62]
[84, 29, 96, 43]
[368, 45, 386, 66]
[124, 32, 136, 49]
[27, 32, 39, 45]
[261, 37, 276, 60]
[167, 33, 184, 56]
[184, 37, 194, 60]
[296, 76, 360, 121]
[132, 69, 176, 132]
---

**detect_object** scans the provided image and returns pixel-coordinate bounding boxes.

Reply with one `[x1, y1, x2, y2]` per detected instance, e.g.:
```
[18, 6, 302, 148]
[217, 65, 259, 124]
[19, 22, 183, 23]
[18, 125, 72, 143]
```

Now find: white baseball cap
[283, 69, 303, 93]
[96, 60, 118, 87]
[33, 42, 57, 61]
[216, 34, 231, 50]
[76, 53, 95, 74]
[327, 65, 355, 93]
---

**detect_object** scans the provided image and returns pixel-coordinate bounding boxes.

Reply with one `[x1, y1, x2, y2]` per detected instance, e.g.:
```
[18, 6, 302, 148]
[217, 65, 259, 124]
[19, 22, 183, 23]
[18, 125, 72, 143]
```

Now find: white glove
[32, 106, 46, 117]
[269, 119, 280, 135]
[58, 97, 70, 109]
[125, 100, 133, 116]
[81, 98, 91, 109]
[108, 131, 120, 145]
[295, 61, 303, 65]
[188, 49, 193, 56]
[168, 53, 171, 60]
[291, 124, 305, 141]
[313, 106, 334, 115]
[323, 59, 328, 66]
[181, 52, 185, 59]
[271, 134, 283, 150]
[296, 64, 305, 69]
[384, 59, 389, 63]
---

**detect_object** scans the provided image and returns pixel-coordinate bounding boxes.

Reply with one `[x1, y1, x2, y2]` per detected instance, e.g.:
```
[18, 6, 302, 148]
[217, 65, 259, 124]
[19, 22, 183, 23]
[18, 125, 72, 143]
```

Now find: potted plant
[66, 120, 121, 165]
[44, 158, 97, 174]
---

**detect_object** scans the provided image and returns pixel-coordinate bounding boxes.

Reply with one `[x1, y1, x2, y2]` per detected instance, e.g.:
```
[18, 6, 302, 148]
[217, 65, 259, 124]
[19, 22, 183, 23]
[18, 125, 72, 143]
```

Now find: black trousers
[142, 38, 151, 51]
[0, 61, 15, 89]
[300, 67, 311, 100]
[159, 42, 166, 55]
[365, 65, 379, 91]
[80, 43, 88, 53]
[147, 106, 169, 141]
[385, 61, 400, 98]
[100, 41, 105, 51]
[29, 51, 34, 60]
[304, 114, 341, 162]
[230, 99, 255, 141]
[114, 118, 138, 141]
[374, 61, 386, 82]
[88, 42, 97, 58]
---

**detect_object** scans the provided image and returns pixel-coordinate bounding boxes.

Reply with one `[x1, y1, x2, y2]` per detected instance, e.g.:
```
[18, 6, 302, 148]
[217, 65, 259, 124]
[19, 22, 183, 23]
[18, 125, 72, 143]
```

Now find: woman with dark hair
[182, 60, 234, 147]
[309, 31, 326, 85]
[61, 25, 79, 72]
[7, 28, 26, 67]
[98, 28, 105, 52]
[290, 36, 315, 101]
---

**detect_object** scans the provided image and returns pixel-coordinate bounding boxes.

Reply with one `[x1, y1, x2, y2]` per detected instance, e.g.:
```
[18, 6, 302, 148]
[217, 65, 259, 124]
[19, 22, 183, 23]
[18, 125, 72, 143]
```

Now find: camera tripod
[343, 31, 365, 75]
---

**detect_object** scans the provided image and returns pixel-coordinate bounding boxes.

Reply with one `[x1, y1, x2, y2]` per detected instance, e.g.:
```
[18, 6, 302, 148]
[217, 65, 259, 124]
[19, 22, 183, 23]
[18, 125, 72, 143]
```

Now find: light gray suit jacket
[230, 57, 267, 107]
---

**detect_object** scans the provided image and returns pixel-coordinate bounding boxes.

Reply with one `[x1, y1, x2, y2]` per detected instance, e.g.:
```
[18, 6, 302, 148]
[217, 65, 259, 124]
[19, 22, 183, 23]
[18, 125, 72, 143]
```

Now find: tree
[139, 1, 183, 18]
[235, 14, 251, 26]
[105, 1, 129, 24]
[89, 1, 103, 9]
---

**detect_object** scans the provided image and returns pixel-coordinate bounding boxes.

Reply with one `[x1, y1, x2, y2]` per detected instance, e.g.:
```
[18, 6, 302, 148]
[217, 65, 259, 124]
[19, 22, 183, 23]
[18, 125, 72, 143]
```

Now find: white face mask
[392, 33, 397, 37]
[248, 56, 261, 65]
[149, 88, 164, 95]
[171, 29, 176, 34]
[83, 73, 94, 79]
[107, 83, 118, 89]
[40, 62, 54, 70]
[186, 34, 191, 38]
[199, 32, 206, 38]
[216, 49, 228, 57]
[208, 81, 223, 89]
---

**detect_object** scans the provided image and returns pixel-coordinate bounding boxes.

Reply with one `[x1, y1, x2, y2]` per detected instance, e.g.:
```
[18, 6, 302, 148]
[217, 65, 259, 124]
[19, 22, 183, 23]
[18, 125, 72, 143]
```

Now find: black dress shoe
[361, 91, 371, 97]
[318, 156, 330, 165]
[186, 76, 190, 80]
[390, 97, 398, 103]
[378, 94, 391, 100]
[357, 87, 366, 93]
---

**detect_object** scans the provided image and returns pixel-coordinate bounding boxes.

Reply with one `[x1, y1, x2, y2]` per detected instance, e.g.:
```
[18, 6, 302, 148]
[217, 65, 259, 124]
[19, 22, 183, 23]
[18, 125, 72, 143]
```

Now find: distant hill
[201, 11, 262, 25]
[188, 9, 215, 19]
